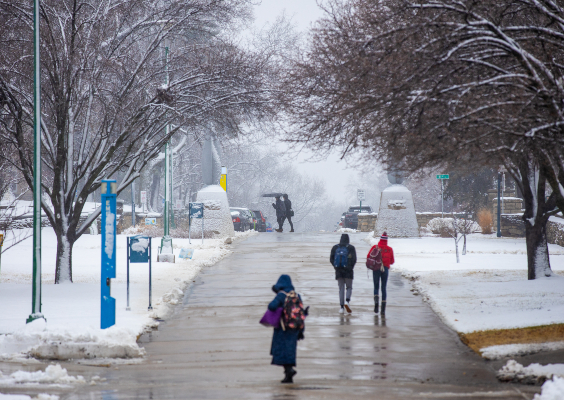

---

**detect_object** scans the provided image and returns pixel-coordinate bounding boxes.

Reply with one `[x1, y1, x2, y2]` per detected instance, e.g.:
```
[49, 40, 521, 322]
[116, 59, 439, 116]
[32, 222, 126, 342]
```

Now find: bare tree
[0, 0, 275, 282]
[281, 0, 564, 279]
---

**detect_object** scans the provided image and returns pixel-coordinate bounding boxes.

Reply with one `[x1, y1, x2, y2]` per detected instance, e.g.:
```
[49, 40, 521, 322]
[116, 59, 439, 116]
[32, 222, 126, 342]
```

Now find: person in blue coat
[268, 274, 304, 383]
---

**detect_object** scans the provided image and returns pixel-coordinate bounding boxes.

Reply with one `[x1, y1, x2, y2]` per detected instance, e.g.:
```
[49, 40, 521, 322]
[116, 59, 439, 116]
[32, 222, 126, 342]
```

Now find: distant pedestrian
[268, 275, 306, 383]
[272, 196, 286, 232]
[367, 231, 394, 315]
[330, 234, 357, 314]
[282, 194, 294, 232]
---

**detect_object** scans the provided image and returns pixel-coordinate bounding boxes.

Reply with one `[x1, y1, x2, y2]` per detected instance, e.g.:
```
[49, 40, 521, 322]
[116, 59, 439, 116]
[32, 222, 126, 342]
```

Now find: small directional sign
[436, 174, 449, 179]
[357, 189, 365, 201]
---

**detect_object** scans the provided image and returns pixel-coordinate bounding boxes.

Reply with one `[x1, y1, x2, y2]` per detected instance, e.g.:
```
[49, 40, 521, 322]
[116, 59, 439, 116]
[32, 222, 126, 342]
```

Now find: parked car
[252, 210, 267, 232]
[343, 205, 373, 229]
[230, 207, 253, 232]
[335, 217, 344, 231]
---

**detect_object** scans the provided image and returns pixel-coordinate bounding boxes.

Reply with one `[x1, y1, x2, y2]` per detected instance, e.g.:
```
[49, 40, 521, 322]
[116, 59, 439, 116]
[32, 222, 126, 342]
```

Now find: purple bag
[260, 307, 283, 328]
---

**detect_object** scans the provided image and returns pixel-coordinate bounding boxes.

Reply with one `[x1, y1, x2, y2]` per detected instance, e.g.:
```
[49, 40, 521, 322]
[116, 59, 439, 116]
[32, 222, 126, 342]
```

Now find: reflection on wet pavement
[3, 232, 539, 400]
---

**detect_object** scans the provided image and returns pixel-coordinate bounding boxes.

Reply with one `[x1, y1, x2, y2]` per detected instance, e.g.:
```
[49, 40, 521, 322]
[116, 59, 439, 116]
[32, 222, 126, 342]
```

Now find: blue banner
[101, 180, 117, 329]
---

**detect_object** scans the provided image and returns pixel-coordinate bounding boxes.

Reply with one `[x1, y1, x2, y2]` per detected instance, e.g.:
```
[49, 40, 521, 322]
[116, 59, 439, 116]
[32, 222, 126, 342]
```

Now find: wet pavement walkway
[8, 232, 542, 399]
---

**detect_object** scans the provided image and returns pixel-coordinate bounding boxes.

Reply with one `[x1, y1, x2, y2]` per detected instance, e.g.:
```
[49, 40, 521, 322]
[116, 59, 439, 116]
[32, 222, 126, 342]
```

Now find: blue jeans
[373, 268, 389, 301]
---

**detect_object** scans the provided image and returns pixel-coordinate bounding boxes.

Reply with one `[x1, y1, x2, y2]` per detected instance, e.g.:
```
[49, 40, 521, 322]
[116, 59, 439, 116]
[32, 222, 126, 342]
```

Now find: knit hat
[380, 232, 388, 241]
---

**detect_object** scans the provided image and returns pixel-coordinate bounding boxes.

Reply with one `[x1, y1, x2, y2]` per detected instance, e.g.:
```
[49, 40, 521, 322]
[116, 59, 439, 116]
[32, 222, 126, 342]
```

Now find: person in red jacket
[367, 231, 394, 315]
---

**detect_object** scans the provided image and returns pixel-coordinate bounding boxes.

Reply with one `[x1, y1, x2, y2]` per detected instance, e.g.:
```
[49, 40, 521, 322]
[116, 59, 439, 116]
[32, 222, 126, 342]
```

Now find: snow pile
[0, 394, 58, 400]
[337, 228, 357, 233]
[374, 185, 419, 238]
[482, 342, 564, 360]
[130, 237, 149, 254]
[0, 364, 86, 386]
[534, 376, 564, 400]
[497, 360, 564, 385]
[0, 319, 144, 360]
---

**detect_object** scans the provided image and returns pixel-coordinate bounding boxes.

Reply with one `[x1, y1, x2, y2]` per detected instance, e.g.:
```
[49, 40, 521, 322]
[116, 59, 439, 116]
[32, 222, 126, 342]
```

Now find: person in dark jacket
[272, 196, 286, 232]
[329, 234, 357, 314]
[282, 194, 294, 232]
[268, 274, 303, 383]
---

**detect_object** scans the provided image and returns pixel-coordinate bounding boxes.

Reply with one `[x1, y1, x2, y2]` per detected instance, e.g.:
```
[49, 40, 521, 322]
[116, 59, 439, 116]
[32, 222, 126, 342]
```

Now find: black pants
[277, 216, 284, 230]
[282, 216, 294, 230]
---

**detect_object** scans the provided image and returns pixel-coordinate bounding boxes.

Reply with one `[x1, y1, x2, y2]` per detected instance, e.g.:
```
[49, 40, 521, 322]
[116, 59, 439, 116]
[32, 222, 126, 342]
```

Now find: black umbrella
[262, 192, 285, 197]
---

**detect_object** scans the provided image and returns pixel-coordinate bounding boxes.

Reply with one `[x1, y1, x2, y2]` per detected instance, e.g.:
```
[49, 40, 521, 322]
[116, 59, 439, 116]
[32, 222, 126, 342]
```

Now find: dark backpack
[333, 245, 349, 268]
[366, 246, 383, 271]
[281, 291, 306, 330]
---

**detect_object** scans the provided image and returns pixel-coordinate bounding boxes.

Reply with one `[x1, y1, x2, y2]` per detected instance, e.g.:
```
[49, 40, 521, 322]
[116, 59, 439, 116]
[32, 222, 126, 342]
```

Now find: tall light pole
[163, 46, 170, 237]
[27, 0, 44, 323]
[497, 171, 502, 237]
[131, 180, 136, 228]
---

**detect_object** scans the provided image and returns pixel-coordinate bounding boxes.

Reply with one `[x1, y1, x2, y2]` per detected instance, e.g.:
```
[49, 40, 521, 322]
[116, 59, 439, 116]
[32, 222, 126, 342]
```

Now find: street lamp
[163, 46, 171, 236]
[496, 166, 506, 238]
[27, 0, 45, 324]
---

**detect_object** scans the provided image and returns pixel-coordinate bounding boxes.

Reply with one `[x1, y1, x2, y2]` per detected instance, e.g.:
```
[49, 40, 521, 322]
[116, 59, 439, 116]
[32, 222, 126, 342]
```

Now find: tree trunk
[55, 230, 74, 283]
[524, 219, 552, 280]
[462, 233, 467, 255]
[453, 235, 460, 263]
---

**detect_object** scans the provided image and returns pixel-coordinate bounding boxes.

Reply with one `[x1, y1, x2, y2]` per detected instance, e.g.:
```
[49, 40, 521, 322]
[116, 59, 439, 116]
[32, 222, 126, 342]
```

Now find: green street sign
[436, 174, 449, 179]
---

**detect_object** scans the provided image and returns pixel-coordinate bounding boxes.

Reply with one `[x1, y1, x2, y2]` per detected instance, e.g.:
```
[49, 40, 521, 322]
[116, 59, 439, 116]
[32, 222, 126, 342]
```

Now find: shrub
[427, 217, 481, 237]
[427, 217, 454, 237]
[477, 208, 493, 234]
[454, 218, 482, 234]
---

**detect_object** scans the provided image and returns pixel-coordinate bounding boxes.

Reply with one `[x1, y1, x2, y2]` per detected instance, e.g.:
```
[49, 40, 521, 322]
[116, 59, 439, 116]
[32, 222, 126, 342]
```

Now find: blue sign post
[189, 202, 204, 244]
[101, 179, 117, 329]
[126, 235, 152, 311]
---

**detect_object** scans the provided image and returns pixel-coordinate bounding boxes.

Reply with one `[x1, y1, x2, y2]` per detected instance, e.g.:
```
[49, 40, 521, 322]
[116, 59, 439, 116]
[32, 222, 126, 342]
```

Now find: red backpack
[281, 291, 306, 330]
[366, 246, 383, 271]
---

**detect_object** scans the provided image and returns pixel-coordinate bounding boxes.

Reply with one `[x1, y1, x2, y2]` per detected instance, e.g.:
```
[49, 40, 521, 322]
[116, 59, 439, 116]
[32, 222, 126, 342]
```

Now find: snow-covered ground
[365, 232, 564, 397]
[0, 228, 257, 361]
[366, 233, 564, 355]
[497, 360, 564, 399]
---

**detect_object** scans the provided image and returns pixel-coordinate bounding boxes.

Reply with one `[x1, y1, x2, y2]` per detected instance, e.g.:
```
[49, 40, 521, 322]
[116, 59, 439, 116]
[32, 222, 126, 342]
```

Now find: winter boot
[374, 296, 379, 314]
[281, 366, 296, 383]
[381, 300, 386, 316]
[290, 229, 294, 232]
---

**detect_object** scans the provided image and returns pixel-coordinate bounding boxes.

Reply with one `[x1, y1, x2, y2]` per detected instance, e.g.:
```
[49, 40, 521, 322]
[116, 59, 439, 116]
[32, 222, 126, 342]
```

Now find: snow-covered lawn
[366, 233, 564, 358]
[0, 229, 257, 361]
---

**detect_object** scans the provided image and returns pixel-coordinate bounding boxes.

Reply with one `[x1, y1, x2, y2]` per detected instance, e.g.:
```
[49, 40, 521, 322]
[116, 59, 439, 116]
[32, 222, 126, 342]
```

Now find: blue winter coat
[268, 275, 301, 366]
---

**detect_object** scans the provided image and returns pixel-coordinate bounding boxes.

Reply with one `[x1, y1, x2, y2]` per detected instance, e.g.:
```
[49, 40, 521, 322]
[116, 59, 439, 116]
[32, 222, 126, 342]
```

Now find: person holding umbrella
[282, 194, 294, 232]
[272, 195, 286, 232]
